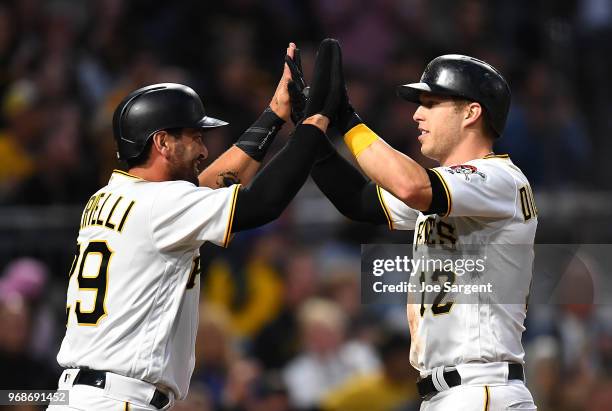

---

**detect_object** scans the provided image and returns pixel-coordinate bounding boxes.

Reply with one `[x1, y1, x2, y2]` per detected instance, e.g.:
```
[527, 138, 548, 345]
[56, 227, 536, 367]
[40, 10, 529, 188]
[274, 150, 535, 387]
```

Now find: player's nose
[413, 105, 425, 123]
[195, 134, 208, 159]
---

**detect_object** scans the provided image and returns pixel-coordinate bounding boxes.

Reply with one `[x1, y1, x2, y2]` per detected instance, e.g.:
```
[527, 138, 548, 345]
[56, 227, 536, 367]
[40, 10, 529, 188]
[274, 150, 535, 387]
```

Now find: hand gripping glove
[285, 48, 309, 124]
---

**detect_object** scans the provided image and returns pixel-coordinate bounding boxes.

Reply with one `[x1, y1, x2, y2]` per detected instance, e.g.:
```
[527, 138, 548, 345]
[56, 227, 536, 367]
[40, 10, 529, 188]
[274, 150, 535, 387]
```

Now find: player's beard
[168, 145, 201, 186]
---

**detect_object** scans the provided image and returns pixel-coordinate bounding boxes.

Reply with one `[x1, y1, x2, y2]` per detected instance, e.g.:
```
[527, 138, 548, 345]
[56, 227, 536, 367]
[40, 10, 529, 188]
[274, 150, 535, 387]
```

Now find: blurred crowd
[0, 0, 610, 205]
[1, 0, 611, 410]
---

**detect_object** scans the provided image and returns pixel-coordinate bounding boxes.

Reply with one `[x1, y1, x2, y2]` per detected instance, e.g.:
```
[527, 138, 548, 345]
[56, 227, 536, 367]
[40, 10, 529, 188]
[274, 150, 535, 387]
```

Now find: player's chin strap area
[417, 362, 524, 401]
[58, 368, 172, 409]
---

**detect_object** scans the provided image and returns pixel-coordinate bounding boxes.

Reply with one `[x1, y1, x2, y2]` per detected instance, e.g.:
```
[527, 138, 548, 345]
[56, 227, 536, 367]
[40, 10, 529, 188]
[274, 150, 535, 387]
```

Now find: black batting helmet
[397, 54, 511, 137]
[112, 83, 228, 160]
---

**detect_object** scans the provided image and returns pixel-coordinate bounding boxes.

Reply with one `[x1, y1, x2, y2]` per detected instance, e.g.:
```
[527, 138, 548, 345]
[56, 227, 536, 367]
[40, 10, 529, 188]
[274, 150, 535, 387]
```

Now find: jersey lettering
[80, 192, 135, 233]
[186, 256, 201, 290]
[415, 216, 457, 249]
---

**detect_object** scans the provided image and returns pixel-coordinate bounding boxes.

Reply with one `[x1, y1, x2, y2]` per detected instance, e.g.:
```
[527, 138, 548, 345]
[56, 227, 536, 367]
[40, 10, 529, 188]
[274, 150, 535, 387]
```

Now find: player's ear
[463, 102, 483, 128]
[152, 131, 171, 158]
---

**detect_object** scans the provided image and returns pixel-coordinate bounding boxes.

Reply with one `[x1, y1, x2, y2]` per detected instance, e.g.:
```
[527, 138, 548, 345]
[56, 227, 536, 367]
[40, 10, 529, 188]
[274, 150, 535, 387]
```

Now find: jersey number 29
[66, 241, 113, 326]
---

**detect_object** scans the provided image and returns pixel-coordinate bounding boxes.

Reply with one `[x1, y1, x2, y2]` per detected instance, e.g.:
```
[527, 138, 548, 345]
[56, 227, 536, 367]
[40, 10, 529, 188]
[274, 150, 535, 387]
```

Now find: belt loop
[431, 366, 451, 391]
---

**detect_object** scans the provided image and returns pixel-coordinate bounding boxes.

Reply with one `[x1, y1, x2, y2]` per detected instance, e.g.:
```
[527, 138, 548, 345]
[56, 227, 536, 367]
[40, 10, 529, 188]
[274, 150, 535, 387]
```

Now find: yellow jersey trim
[376, 185, 394, 230]
[343, 123, 379, 157]
[430, 169, 452, 217]
[483, 385, 490, 411]
[112, 169, 143, 180]
[222, 184, 241, 247]
[483, 153, 510, 159]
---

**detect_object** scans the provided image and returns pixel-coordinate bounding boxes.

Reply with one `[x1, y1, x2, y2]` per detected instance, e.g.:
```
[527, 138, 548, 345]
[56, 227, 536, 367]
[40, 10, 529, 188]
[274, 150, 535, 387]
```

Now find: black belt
[417, 363, 524, 400]
[73, 369, 169, 409]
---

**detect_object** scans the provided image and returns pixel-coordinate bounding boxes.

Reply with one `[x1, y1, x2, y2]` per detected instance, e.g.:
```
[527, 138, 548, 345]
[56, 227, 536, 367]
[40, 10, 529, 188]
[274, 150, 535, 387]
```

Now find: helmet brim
[197, 116, 229, 129]
[396, 82, 460, 103]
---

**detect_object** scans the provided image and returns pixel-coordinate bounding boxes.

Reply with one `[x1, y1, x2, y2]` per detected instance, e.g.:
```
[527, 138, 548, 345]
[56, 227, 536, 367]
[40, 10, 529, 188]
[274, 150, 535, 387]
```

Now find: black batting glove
[304, 38, 343, 119]
[332, 47, 363, 135]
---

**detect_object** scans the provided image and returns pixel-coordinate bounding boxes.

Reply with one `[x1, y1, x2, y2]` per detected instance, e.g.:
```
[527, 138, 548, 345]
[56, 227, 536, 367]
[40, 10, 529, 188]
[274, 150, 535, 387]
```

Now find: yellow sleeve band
[343, 123, 379, 157]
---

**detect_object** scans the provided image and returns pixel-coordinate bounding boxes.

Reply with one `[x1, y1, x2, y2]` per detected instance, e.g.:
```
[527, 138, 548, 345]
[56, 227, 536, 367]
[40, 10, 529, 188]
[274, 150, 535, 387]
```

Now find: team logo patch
[446, 165, 486, 181]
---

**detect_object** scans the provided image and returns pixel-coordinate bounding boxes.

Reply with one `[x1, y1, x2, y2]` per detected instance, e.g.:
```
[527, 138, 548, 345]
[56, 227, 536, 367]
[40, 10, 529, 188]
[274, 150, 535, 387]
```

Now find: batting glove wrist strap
[337, 105, 363, 135]
[235, 107, 285, 162]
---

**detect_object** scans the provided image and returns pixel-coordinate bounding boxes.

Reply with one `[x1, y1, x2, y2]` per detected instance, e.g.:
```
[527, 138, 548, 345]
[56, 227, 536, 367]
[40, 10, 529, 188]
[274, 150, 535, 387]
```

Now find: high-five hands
[285, 38, 363, 134]
[285, 47, 308, 124]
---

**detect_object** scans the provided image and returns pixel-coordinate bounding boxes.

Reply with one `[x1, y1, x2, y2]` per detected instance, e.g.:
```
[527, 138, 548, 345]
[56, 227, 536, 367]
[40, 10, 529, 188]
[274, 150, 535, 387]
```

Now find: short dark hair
[453, 99, 496, 140]
[481, 112, 497, 140]
[125, 128, 184, 169]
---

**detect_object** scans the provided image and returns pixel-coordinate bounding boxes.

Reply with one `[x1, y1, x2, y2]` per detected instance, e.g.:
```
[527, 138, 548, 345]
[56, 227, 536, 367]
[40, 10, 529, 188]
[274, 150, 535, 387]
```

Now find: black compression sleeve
[310, 137, 387, 224]
[232, 124, 323, 232]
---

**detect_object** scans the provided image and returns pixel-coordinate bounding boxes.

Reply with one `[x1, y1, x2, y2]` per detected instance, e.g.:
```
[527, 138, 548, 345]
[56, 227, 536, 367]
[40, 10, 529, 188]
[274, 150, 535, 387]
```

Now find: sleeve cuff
[222, 184, 241, 247]
[424, 169, 451, 217]
[376, 185, 394, 230]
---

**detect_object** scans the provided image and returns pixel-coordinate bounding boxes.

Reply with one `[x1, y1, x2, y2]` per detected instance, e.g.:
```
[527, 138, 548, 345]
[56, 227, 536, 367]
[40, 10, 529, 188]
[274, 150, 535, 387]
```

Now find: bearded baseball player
[48, 39, 345, 411]
[288, 48, 538, 409]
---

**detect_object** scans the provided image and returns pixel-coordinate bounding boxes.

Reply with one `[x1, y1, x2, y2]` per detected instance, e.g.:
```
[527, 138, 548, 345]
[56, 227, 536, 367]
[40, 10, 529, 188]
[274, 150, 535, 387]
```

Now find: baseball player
[48, 39, 345, 411]
[288, 49, 538, 410]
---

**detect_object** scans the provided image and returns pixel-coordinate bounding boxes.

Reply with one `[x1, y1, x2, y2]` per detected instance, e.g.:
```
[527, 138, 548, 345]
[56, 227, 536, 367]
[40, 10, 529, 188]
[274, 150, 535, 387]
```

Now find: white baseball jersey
[377, 155, 537, 375]
[57, 170, 240, 399]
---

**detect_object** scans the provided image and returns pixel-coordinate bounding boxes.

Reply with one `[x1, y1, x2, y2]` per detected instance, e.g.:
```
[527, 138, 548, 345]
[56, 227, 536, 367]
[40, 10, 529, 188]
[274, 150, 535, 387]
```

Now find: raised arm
[232, 118, 329, 231]
[198, 43, 297, 188]
[344, 126, 433, 211]
[310, 136, 387, 224]
[231, 39, 343, 232]
[329, 45, 440, 213]
[282, 43, 386, 224]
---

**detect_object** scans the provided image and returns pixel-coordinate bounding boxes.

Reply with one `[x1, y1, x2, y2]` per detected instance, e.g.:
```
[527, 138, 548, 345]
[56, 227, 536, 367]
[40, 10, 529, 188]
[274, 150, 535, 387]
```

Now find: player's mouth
[195, 156, 206, 174]
[418, 128, 429, 142]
